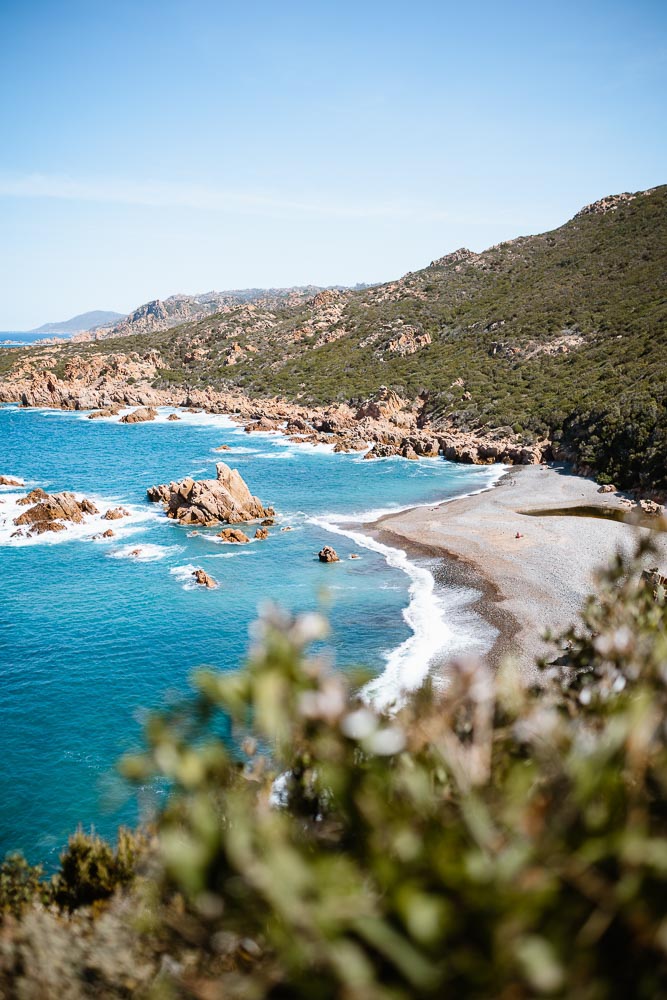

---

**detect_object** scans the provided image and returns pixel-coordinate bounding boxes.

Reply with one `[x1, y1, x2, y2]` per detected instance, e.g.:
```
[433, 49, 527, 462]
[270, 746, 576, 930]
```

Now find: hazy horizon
[1, 0, 665, 329]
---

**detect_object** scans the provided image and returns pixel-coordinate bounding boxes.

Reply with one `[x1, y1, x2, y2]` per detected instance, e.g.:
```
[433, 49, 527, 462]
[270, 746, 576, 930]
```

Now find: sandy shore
[369, 464, 667, 677]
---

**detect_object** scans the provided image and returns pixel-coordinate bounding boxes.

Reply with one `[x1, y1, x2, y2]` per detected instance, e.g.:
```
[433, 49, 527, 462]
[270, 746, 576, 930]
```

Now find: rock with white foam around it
[146, 462, 272, 526]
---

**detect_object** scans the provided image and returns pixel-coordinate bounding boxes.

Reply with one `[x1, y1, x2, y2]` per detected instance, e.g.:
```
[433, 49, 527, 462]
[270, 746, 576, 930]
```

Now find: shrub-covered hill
[2, 185, 665, 488]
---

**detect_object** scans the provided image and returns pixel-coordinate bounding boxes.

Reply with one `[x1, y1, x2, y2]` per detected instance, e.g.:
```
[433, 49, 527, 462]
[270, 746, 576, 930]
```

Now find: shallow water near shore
[0, 404, 501, 864]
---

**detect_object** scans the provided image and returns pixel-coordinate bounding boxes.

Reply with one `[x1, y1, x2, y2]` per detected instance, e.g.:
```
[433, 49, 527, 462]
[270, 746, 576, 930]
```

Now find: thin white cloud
[0, 171, 453, 222]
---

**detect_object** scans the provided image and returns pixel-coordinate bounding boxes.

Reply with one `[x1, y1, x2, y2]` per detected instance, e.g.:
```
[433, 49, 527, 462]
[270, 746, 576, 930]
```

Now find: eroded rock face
[147, 462, 272, 526]
[13, 491, 99, 535]
[120, 407, 158, 424]
[193, 568, 218, 588]
[318, 545, 340, 563]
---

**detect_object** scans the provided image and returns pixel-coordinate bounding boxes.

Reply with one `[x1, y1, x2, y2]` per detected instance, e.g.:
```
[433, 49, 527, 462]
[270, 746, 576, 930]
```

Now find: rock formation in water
[217, 528, 251, 543]
[147, 462, 272, 526]
[120, 406, 158, 424]
[193, 568, 218, 588]
[318, 546, 340, 563]
[13, 491, 99, 535]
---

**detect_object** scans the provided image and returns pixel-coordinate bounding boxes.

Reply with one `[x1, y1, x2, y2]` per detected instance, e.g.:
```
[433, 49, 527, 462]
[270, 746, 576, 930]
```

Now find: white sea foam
[203, 550, 258, 559]
[108, 543, 182, 562]
[169, 563, 204, 589]
[307, 466, 505, 712]
[0, 490, 159, 548]
[209, 445, 255, 455]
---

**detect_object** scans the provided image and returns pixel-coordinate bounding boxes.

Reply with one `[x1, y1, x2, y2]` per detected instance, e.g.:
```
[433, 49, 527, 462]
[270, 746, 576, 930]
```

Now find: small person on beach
[515, 531, 523, 539]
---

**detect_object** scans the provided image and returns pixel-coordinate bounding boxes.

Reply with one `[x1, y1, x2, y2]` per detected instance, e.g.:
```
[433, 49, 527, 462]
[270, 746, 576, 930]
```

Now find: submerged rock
[147, 462, 271, 526]
[318, 546, 340, 563]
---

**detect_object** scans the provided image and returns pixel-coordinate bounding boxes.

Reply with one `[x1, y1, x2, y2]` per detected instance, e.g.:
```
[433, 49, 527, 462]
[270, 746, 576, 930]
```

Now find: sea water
[0, 404, 501, 864]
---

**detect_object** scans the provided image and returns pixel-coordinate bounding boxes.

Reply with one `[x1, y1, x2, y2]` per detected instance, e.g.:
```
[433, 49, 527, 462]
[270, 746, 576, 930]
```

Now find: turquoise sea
[0, 404, 501, 865]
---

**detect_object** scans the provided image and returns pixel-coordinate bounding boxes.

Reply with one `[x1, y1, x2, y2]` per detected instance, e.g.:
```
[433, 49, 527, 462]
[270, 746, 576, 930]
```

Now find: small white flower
[365, 726, 406, 756]
[341, 708, 378, 740]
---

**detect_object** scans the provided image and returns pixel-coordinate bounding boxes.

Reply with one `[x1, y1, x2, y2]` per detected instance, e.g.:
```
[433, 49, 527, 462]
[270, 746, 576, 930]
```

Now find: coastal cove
[0, 403, 501, 865]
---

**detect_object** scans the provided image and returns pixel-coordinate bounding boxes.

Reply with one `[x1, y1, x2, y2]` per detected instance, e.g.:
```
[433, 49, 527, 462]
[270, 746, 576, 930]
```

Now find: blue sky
[0, 0, 665, 329]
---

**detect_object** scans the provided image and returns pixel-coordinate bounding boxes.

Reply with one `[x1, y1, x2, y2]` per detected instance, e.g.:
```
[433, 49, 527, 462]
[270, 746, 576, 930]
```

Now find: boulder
[167, 413, 181, 421]
[13, 492, 99, 534]
[147, 462, 271, 526]
[120, 407, 158, 424]
[254, 527, 269, 540]
[0, 475, 24, 486]
[102, 529, 115, 538]
[88, 405, 122, 419]
[16, 487, 48, 506]
[318, 546, 340, 563]
[638, 499, 663, 517]
[103, 507, 130, 520]
[193, 568, 218, 589]
[597, 484, 617, 493]
[214, 444, 231, 451]
[217, 528, 251, 544]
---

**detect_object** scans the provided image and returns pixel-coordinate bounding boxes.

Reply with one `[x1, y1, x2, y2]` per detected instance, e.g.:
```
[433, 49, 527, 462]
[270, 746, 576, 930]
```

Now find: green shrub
[0, 854, 46, 917]
[122, 532, 667, 998]
[52, 827, 148, 911]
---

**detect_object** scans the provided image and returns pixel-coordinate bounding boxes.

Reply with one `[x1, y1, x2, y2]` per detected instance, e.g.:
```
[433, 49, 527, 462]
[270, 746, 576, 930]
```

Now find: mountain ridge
[1, 184, 665, 490]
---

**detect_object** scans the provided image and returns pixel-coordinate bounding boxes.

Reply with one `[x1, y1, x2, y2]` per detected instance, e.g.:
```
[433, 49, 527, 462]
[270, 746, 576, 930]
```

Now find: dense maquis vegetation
[2, 532, 667, 998]
[1, 186, 665, 490]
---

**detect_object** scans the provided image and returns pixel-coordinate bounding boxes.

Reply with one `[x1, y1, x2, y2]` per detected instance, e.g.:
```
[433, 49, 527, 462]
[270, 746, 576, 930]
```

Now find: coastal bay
[371, 465, 667, 677]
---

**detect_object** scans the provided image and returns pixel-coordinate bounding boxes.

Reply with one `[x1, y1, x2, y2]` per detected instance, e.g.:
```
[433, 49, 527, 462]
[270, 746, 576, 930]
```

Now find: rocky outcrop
[103, 507, 129, 520]
[318, 546, 340, 563]
[120, 407, 158, 424]
[438, 429, 549, 466]
[88, 405, 123, 419]
[254, 527, 269, 540]
[147, 462, 272, 526]
[356, 386, 407, 421]
[192, 568, 218, 589]
[0, 475, 23, 486]
[217, 528, 250, 543]
[13, 491, 99, 535]
[167, 413, 181, 421]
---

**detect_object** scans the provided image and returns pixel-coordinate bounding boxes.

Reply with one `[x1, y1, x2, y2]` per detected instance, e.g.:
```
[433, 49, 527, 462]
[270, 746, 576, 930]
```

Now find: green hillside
[2, 186, 666, 489]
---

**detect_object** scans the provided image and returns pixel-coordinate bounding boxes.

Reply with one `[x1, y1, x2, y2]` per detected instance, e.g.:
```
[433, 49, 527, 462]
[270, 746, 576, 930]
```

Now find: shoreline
[366, 464, 667, 679]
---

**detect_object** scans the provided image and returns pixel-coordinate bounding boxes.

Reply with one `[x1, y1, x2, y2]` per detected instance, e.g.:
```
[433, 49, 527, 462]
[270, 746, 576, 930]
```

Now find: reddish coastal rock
[13, 491, 99, 535]
[318, 545, 340, 563]
[0, 475, 24, 486]
[147, 462, 272, 526]
[193, 569, 218, 588]
[120, 406, 158, 424]
[103, 507, 130, 520]
[217, 528, 251, 544]
[254, 527, 269, 540]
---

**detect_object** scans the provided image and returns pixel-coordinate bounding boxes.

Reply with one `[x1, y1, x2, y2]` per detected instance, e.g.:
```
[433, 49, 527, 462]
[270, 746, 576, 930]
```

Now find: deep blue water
[0, 404, 499, 865]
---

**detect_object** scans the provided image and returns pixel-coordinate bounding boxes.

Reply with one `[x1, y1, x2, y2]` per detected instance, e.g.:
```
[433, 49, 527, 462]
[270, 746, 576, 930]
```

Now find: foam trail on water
[307, 466, 505, 712]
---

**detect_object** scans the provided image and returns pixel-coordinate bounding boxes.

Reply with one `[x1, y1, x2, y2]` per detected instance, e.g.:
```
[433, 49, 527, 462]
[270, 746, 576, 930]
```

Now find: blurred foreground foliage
[1, 534, 667, 998]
